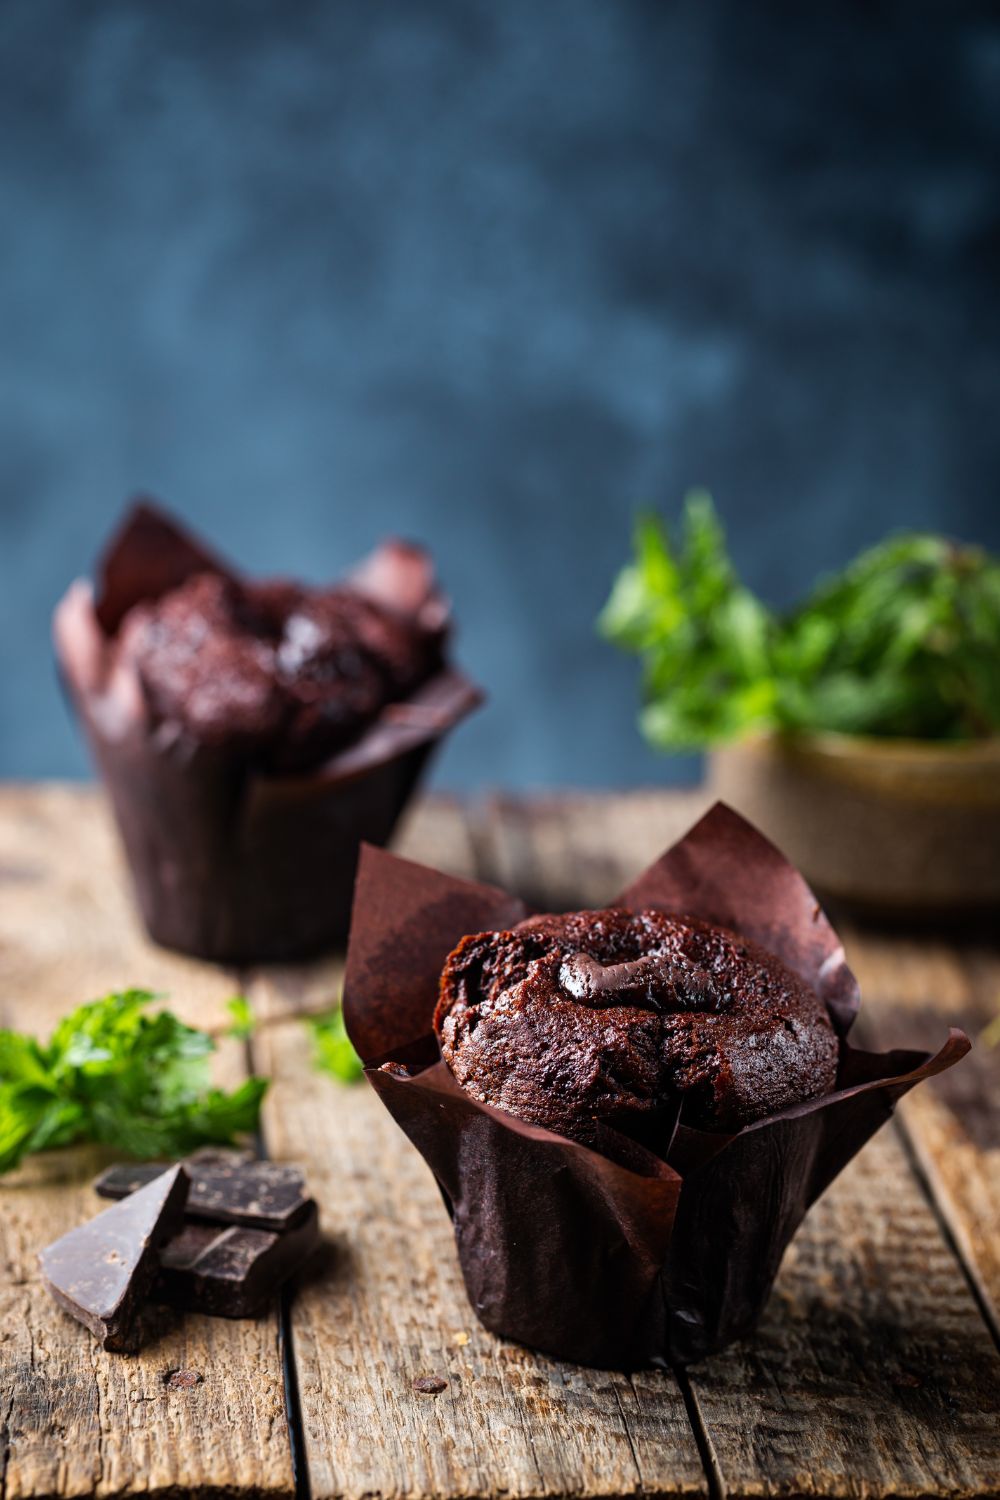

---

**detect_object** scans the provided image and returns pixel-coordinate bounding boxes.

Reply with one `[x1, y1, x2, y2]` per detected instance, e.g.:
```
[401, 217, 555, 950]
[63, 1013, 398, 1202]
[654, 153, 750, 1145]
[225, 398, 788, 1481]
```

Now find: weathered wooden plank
[393, 792, 483, 882]
[480, 792, 1000, 1499]
[247, 802, 706, 1500]
[0, 785, 294, 1499]
[482, 790, 709, 910]
[687, 1127, 1000, 1499]
[842, 927, 1000, 1347]
[0, 784, 236, 1036]
[5, 783, 999, 1500]
[226, 795, 483, 1036]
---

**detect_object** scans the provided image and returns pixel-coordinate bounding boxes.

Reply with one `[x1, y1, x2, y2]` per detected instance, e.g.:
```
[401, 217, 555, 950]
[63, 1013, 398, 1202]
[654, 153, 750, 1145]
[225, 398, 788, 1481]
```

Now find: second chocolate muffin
[117, 566, 443, 772]
[434, 907, 839, 1141]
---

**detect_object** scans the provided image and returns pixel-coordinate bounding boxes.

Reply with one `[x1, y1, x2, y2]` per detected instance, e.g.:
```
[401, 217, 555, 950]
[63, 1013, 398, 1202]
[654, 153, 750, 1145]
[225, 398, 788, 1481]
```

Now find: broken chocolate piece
[40, 1164, 189, 1352]
[154, 1201, 321, 1317]
[94, 1152, 310, 1231]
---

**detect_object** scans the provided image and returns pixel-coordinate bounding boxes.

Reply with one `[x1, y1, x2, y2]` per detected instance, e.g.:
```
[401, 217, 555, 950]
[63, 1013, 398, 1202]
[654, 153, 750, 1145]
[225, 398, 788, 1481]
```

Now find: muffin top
[116, 570, 443, 769]
[434, 907, 839, 1143]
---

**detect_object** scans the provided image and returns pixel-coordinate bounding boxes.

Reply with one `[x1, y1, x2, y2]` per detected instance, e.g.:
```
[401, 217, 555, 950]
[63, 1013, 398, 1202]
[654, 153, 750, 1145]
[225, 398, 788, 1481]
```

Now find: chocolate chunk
[154, 1201, 321, 1317]
[40, 1164, 189, 1352]
[93, 1152, 310, 1231]
[558, 950, 723, 1011]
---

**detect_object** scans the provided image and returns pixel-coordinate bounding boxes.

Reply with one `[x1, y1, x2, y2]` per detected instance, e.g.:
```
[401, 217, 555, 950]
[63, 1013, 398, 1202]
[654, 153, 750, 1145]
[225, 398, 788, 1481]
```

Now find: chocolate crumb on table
[412, 1376, 448, 1395]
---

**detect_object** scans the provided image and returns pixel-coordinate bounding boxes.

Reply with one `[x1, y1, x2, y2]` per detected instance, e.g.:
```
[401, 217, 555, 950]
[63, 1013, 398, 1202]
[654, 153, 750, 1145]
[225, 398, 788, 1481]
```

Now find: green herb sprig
[599, 493, 1000, 750]
[0, 990, 268, 1174]
[309, 1007, 364, 1084]
[225, 994, 256, 1040]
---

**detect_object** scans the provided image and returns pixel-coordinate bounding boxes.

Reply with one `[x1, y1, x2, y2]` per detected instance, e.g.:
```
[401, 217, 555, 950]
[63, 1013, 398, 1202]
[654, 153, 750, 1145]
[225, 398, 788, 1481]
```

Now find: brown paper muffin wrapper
[343, 803, 969, 1368]
[53, 504, 482, 962]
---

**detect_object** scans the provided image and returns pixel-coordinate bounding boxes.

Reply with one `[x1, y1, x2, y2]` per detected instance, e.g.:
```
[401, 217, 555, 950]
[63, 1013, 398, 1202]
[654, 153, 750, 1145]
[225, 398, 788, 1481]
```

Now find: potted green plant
[599, 494, 1000, 917]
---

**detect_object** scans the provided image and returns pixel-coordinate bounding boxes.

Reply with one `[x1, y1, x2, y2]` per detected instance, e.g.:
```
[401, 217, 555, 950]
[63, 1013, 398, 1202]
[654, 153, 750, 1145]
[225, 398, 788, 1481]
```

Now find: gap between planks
[842, 925, 1000, 1357]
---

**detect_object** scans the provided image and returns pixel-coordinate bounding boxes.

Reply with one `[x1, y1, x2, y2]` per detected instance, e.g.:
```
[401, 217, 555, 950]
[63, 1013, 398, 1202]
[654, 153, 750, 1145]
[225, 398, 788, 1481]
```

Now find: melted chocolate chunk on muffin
[434, 908, 839, 1141]
[118, 571, 442, 769]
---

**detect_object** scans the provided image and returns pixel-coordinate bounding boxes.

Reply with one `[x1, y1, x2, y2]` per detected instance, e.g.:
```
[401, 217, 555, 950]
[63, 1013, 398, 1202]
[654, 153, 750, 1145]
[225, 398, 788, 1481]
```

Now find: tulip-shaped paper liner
[54, 503, 482, 962]
[343, 803, 969, 1368]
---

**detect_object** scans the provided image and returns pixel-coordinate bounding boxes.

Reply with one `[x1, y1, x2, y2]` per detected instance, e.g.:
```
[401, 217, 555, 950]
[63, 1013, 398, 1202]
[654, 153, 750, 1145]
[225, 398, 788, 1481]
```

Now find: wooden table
[1, 784, 998, 1500]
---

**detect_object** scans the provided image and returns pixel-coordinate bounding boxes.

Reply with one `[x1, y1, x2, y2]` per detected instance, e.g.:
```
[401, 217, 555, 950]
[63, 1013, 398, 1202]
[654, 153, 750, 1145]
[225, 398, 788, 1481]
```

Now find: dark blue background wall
[2, 0, 998, 789]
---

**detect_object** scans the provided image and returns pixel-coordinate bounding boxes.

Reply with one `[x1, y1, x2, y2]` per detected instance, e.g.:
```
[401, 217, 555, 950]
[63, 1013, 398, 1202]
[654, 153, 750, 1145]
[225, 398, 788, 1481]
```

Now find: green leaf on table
[225, 995, 256, 1040]
[0, 990, 268, 1175]
[310, 1006, 364, 1084]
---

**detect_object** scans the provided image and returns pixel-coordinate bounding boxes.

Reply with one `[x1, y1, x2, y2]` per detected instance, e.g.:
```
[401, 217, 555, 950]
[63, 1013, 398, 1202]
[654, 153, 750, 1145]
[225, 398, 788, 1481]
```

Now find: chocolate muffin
[434, 907, 839, 1141]
[54, 504, 481, 961]
[115, 565, 443, 771]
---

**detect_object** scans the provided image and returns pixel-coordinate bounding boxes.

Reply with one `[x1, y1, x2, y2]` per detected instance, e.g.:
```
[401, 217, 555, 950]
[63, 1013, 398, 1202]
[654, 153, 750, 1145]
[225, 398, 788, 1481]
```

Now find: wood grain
[480, 792, 1000, 1499]
[247, 801, 706, 1500]
[481, 790, 709, 910]
[0, 786, 294, 1499]
[842, 927, 1000, 1347]
[251, 1008, 705, 1500]
[3, 784, 1000, 1500]
[687, 1125, 1000, 1498]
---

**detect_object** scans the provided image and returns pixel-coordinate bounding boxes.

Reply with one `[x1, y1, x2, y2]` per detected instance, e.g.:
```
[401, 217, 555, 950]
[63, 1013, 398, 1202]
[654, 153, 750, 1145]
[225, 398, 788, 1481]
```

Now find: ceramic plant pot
[709, 733, 1000, 918]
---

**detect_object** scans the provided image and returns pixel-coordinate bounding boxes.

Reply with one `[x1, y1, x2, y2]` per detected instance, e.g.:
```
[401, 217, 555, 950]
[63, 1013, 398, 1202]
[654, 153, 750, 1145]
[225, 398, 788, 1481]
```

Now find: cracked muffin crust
[117, 569, 443, 770]
[434, 907, 839, 1143]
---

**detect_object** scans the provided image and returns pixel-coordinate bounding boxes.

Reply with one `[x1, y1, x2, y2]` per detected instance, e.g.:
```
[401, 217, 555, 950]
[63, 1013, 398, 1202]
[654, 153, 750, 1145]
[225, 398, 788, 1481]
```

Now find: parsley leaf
[0, 990, 268, 1174]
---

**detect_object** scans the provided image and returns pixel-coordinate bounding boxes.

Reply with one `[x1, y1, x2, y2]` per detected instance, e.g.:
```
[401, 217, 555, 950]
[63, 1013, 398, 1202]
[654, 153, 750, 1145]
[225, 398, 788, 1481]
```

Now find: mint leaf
[0, 991, 268, 1175]
[601, 497, 1000, 747]
[310, 1007, 364, 1084]
[601, 494, 777, 749]
[225, 995, 256, 1041]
